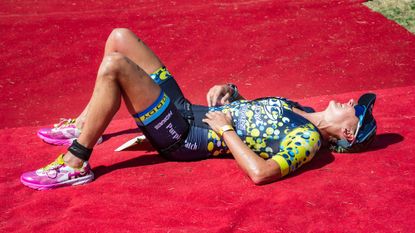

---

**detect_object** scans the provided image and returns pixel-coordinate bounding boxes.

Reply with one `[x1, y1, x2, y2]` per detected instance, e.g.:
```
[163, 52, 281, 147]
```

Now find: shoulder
[281, 123, 321, 149]
[271, 123, 322, 176]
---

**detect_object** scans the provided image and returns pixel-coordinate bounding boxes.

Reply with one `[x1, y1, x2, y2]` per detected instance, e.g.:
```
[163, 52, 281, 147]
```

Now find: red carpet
[1, 0, 414, 232]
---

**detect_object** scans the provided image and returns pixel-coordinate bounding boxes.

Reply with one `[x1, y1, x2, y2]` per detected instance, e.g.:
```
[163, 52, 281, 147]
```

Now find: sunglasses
[350, 105, 367, 145]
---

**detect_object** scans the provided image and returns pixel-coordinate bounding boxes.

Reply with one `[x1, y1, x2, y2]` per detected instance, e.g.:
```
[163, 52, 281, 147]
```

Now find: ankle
[63, 152, 84, 168]
[74, 118, 85, 130]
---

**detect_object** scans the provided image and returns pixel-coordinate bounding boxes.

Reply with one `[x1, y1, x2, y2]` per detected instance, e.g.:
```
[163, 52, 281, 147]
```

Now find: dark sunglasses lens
[354, 105, 365, 118]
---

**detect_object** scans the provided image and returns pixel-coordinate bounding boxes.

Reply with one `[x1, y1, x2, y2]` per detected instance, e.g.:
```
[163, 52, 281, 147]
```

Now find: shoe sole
[21, 173, 94, 190]
[37, 132, 103, 146]
[37, 132, 75, 146]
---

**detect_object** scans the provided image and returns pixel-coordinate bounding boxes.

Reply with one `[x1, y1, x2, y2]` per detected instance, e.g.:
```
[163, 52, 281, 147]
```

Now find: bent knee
[109, 28, 141, 43]
[99, 52, 130, 77]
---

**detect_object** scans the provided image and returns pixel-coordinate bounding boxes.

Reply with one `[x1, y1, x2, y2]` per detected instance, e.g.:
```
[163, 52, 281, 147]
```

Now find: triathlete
[21, 28, 377, 190]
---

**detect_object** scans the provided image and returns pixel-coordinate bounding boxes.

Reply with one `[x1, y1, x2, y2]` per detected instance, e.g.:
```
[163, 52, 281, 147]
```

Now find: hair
[328, 130, 376, 153]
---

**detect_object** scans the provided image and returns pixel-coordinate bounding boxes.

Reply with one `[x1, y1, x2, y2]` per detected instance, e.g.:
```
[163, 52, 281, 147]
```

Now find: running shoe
[37, 118, 103, 146]
[20, 154, 94, 190]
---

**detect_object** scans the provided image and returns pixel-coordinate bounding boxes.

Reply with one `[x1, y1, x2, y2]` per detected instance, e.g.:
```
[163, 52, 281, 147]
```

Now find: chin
[326, 100, 336, 111]
[330, 100, 339, 106]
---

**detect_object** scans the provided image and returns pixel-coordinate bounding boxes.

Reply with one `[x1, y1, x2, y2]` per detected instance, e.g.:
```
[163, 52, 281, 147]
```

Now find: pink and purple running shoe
[37, 118, 103, 146]
[20, 154, 94, 190]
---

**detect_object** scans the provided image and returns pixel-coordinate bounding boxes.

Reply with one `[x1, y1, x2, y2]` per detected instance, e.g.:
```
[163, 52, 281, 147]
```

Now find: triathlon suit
[133, 67, 322, 177]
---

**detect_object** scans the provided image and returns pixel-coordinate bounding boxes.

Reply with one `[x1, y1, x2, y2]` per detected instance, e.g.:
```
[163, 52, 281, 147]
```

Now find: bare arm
[202, 111, 281, 185]
[206, 84, 245, 107]
[222, 130, 282, 184]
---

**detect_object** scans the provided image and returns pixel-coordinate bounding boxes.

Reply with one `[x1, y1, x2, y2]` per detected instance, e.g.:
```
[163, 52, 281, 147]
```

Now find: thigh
[163, 105, 210, 161]
[149, 66, 187, 106]
[102, 54, 162, 115]
[165, 125, 210, 161]
[105, 29, 189, 112]
[133, 90, 190, 153]
[105, 28, 163, 75]
[139, 103, 211, 161]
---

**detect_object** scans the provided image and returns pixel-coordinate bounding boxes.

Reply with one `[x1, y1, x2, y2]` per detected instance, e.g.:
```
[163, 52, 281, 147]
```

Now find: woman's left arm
[203, 111, 281, 185]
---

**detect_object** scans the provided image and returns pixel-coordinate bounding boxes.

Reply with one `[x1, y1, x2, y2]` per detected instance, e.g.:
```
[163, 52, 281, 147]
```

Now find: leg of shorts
[149, 67, 187, 106]
[165, 105, 211, 161]
[166, 125, 210, 161]
[139, 70, 215, 160]
[132, 90, 190, 153]
[174, 104, 232, 159]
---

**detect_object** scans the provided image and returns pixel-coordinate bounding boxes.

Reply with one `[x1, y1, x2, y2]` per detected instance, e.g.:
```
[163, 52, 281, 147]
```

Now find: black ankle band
[68, 140, 93, 161]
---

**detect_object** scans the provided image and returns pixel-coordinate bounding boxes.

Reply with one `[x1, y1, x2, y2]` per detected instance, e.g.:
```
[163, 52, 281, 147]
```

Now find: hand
[206, 84, 233, 107]
[202, 111, 233, 133]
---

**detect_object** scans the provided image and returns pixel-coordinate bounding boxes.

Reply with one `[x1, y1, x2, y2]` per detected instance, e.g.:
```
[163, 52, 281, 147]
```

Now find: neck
[293, 108, 332, 141]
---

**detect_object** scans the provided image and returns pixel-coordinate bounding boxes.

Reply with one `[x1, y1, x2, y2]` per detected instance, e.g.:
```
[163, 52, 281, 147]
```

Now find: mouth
[330, 101, 344, 109]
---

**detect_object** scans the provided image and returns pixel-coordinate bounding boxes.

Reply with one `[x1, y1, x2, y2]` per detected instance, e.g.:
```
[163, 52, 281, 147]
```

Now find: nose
[348, 99, 356, 106]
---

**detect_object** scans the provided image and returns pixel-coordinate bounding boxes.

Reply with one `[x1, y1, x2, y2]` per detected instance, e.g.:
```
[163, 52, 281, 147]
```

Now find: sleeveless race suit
[133, 67, 322, 177]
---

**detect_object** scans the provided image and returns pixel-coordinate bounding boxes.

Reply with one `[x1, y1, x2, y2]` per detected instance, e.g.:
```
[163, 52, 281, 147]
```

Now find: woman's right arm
[206, 84, 245, 107]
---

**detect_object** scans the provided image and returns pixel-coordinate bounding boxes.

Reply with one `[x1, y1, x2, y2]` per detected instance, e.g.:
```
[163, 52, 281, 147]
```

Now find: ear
[341, 128, 355, 142]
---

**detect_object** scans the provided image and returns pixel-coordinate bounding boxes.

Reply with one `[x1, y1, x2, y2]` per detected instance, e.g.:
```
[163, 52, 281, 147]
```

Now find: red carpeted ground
[1, 0, 415, 232]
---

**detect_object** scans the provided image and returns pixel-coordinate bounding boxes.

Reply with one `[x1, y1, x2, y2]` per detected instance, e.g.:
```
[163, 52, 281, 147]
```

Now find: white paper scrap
[114, 135, 147, 152]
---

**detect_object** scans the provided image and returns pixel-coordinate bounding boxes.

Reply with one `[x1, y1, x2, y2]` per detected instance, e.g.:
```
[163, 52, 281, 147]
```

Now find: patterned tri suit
[133, 67, 322, 178]
[206, 98, 322, 177]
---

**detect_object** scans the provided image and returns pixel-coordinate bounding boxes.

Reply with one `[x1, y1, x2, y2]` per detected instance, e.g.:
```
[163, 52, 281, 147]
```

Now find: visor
[335, 93, 377, 150]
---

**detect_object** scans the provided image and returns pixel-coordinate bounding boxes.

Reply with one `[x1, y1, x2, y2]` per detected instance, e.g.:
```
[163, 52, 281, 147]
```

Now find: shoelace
[42, 154, 65, 171]
[41, 154, 66, 179]
[53, 118, 76, 129]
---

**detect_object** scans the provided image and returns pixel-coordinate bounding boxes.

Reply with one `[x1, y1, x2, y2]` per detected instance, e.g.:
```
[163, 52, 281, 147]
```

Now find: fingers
[204, 111, 233, 133]
[220, 92, 231, 105]
[204, 111, 215, 119]
[207, 85, 228, 107]
[205, 111, 224, 118]
[203, 113, 216, 126]
[206, 88, 214, 107]
[211, 89, 222, 107]
[206, 87, 217, 107]
[225, 111, 232, 121]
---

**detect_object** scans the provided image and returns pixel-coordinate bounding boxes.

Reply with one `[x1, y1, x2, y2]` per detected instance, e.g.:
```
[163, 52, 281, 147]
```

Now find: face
[325, 99, 359, 140]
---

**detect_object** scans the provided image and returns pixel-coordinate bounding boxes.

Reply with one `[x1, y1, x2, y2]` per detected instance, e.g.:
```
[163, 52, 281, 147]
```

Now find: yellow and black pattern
[150, 66, 173, 85]
[271, 123, 321, 176]
[133, 91, 170, 126]
[207, 130, 230, 156]
[207, 97, 321, 177]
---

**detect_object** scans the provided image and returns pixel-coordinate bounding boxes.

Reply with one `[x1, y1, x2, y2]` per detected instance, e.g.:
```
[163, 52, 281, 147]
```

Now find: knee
[109, 28, 141, 44]
[99, 52, 129, 78]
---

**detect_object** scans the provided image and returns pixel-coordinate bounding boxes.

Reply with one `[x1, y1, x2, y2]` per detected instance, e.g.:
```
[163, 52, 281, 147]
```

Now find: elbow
[249, 170, 279, 186]
[239, 155, 282, 185]
[251, 176, 267, 185]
